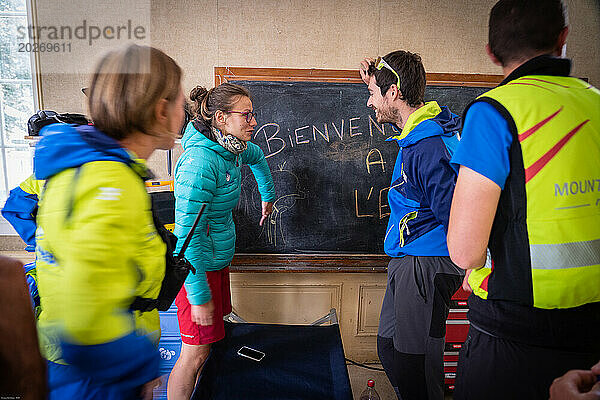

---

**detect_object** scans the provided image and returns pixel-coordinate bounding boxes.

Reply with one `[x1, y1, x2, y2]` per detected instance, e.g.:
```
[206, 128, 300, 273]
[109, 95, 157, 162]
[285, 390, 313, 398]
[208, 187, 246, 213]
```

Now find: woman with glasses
[168, 83, 275, 399]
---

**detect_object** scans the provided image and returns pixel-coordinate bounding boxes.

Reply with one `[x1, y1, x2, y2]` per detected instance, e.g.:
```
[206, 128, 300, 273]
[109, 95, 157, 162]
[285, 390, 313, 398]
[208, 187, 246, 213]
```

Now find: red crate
[443, 351, 459, 363]
[444, 354, 459, 391]
[444, 363, 458, 390]
[446, 320, 469, 343]
[450, 299, 469, 308]
[444, 362, 457, 374]
[444, 286, 470, 392]
[448, 308, 468, 320]
[451, 287, 471, 300]
[445, 342, 464, 352]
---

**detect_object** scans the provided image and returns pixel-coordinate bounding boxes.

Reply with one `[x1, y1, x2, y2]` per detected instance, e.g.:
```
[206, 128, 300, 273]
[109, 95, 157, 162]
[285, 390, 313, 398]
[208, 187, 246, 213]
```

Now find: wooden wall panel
[231, 281, 342, 325]
[357, 284, 386, 336]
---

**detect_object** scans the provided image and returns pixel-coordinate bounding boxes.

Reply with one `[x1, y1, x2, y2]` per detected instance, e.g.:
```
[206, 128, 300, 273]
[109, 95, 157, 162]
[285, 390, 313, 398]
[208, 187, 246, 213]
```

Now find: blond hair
[88, 44, 182, 140]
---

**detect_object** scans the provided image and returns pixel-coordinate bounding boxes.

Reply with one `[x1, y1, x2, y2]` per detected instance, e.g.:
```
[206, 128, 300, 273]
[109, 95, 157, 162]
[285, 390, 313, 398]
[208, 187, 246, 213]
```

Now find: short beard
[376, 104, 401, 126]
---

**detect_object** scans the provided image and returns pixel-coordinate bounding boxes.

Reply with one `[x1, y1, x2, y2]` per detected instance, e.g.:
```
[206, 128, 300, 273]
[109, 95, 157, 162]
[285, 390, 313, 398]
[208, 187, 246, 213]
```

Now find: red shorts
[175, 267, 232, 345]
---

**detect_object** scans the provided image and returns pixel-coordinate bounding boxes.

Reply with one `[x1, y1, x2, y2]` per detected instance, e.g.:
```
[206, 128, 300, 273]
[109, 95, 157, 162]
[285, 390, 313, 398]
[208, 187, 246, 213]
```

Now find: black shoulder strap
[129, 297, 159, 313]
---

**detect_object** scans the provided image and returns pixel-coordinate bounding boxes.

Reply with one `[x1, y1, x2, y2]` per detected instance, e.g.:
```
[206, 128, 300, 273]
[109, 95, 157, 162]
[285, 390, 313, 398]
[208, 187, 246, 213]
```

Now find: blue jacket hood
[34, 124, 138, 180]
[432, 106, 461, 135]
[390, 104, 461, 148]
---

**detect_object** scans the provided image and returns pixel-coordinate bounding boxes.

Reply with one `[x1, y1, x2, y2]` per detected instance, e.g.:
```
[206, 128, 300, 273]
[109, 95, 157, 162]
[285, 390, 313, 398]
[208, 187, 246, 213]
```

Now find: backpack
[27, 110, 89, 136]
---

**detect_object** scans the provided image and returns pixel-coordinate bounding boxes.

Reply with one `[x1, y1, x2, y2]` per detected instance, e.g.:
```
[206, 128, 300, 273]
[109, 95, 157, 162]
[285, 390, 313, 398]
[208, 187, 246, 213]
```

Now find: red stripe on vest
[508, 82, 556, 93]
[519, 107, 562, 142]
[481, 275, 489, 292]
[519, 77, 571, 88]
[525, 120, 590, 183]
[480, 258, 494, 292]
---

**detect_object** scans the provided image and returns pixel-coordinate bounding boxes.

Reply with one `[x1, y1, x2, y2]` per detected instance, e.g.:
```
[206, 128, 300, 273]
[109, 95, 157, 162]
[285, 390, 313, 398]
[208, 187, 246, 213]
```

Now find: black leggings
[377, 335, 428, 400]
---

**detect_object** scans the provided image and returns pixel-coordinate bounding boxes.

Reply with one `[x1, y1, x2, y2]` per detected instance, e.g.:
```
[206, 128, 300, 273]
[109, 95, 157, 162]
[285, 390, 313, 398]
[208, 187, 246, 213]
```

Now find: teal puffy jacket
[174, 122, 275, 305]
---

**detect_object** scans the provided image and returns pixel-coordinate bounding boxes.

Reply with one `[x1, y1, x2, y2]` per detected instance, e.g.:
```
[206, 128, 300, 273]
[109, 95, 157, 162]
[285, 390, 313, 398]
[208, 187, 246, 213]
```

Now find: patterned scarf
[211, 126, 247, 155]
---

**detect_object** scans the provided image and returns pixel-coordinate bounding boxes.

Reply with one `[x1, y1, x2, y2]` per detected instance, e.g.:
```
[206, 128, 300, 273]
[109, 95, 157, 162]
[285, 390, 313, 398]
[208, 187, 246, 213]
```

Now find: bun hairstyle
[189, 86, 212, 122]
[189, 82, 251, 128]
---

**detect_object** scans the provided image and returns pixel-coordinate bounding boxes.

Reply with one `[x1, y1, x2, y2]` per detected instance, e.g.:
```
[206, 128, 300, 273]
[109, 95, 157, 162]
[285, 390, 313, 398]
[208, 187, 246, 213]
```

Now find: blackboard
[220, 69, 501, 254]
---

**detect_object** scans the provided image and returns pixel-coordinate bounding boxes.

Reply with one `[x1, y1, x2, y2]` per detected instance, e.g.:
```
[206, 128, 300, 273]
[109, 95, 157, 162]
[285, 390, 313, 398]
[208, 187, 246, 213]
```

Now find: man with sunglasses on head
[359, 51, 464, 400]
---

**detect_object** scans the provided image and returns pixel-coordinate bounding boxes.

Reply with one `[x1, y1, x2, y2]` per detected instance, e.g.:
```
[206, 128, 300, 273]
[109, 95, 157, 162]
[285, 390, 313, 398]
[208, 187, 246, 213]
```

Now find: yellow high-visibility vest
[467, 75, 600, 309]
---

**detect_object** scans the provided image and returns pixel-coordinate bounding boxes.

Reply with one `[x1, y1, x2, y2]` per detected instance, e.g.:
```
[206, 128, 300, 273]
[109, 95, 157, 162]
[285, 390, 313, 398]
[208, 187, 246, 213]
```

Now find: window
[0, 0, 38, 234]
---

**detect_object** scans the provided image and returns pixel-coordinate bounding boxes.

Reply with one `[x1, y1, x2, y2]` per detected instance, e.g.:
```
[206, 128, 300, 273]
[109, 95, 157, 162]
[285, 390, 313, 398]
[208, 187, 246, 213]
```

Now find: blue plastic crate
[153, 336, 182, 400]
[159, 305, 180, 336]
[158, 336, 182, 372]
[153, 304, 182, 400]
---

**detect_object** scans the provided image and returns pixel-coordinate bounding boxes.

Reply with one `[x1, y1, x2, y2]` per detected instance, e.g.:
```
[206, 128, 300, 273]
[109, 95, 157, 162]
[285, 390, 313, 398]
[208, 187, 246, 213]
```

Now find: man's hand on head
[360, 58, 375, 85]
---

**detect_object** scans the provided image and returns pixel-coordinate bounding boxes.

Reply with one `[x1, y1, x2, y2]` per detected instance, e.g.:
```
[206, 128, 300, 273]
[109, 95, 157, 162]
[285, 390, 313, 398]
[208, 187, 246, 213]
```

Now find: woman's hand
[259, 201, 273, 226]
[191, 300, 214, 326]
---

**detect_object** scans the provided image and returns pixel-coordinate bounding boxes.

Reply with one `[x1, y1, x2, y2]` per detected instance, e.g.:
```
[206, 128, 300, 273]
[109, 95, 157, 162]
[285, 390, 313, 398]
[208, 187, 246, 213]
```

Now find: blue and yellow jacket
[2, 175, 44, 312]
[175, 122, 275, 305]
[34, 123, 164, 392]
[2, 174, 44, 251]
[384, 101, 460, 257]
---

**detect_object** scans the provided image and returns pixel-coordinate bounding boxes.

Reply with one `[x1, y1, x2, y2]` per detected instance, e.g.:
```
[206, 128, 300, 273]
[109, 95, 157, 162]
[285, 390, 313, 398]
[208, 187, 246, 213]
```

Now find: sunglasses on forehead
[228, 110, 256, 123]
[375, 56, 401, 90]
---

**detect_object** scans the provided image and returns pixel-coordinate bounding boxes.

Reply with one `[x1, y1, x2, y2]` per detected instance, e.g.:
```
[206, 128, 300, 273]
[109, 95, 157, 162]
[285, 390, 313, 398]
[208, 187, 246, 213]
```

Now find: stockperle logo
[16, 20, 146, 46]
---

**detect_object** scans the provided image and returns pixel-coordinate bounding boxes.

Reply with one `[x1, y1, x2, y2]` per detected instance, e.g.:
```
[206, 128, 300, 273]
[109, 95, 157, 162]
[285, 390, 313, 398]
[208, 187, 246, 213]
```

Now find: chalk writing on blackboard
[366, 148, 386, 174]
[355, 146, 391, 219]
[259, 161, 308, 247]
[354, 186, 391, 219]
[253, 115, 393, 159]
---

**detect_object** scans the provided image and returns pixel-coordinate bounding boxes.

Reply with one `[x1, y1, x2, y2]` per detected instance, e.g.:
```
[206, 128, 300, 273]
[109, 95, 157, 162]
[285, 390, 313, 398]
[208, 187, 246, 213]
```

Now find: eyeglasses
[375, 56, 401, 90]
[228, 110, 256, 123]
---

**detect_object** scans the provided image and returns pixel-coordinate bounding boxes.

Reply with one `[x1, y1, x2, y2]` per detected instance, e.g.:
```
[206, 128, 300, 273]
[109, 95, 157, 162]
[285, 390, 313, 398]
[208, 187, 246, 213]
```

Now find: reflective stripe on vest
[468, 75, 600, 309]
[530, 239, 600, 270]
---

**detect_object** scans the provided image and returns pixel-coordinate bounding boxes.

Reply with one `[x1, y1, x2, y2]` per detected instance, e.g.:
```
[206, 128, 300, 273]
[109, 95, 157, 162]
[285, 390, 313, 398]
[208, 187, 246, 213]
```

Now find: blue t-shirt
[451, 101, 513, 189]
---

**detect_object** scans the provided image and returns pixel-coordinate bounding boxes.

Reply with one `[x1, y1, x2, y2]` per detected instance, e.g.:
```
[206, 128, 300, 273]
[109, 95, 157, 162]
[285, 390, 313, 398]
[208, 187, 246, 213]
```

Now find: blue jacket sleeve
[2, 186, 39, 251]
[406, 137, 458, 231]
[241, 142, 276, 202]
[174, 149, 216, 305]
[61, 332, 160, 392]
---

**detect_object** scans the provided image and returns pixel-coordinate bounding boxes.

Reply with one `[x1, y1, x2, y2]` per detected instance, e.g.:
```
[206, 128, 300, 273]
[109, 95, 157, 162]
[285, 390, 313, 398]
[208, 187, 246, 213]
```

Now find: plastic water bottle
[359, 379, 380, 400]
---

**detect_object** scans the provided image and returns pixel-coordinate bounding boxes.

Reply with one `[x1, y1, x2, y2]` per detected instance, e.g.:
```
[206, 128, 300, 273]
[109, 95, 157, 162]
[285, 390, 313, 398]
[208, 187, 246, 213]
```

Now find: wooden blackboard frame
[216, 67, 503, 272]
[215, 67, 503, 87]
